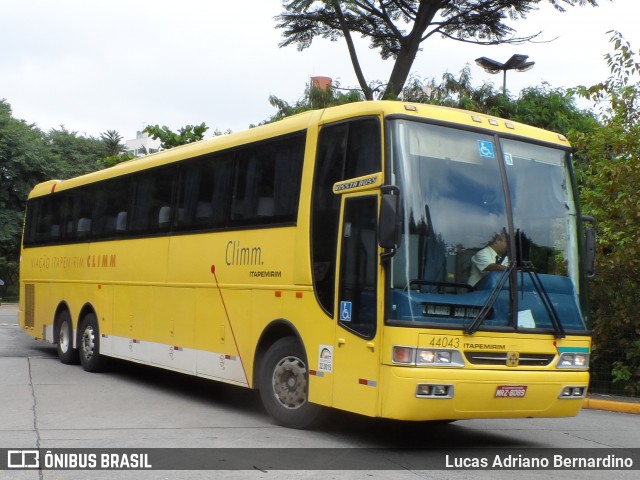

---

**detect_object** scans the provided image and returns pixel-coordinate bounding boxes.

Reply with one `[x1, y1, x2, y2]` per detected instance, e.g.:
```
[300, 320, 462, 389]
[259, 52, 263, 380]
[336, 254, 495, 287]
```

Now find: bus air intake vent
[464, 351, 555, 367]
[24, 284, 35, 328]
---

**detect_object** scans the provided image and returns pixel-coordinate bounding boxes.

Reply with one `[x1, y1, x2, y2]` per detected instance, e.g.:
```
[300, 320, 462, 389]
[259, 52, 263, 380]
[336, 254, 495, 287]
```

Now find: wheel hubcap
[59, 321, 70, 353]
[81, 326, 95, 360]
[272, 355, 307, 409]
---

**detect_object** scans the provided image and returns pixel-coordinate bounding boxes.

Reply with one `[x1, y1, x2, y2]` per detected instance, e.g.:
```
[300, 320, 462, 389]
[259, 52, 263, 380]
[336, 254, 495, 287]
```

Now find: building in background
[125, 131, 161, 157]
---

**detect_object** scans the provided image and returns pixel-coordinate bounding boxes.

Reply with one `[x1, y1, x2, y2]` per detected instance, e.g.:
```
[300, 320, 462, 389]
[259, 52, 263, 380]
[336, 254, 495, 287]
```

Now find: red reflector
[296, 292, 303, 299]
[275, 291, 282, 297]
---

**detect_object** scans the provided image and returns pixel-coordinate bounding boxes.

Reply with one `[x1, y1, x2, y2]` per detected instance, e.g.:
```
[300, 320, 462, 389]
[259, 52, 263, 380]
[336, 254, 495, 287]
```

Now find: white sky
[0, 0, 636, 140]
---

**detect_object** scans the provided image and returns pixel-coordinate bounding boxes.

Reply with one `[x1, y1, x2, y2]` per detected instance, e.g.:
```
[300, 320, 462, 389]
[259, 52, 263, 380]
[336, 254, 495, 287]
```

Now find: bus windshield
[388, 119, 586, 333]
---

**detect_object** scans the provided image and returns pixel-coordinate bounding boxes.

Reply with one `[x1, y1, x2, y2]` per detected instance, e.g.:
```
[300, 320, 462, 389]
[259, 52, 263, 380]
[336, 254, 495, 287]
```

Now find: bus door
[332, 194, 381, 416]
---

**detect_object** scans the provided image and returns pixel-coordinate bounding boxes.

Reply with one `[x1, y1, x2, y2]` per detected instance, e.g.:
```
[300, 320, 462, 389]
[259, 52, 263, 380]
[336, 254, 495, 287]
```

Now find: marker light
[392, 346, 414, 364]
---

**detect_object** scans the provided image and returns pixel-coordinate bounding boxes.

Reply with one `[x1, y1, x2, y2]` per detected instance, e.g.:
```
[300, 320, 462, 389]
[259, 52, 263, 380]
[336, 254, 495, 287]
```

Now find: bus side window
[30, 194, 65, 244]
[174, 153, 233, 231]
[92, 177, 132, 237]
[64, 188, 92, 241]
[230, 133, 304, 226]
[131, 166, 175, 234]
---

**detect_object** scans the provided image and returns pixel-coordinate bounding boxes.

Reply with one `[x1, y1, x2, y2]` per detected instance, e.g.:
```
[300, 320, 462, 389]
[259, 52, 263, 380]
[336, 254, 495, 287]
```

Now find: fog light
[434, 385, 448, 396]
[560, 386, 586, 399]
[416, 384, 453, 398]
[416, 384, 432, 397]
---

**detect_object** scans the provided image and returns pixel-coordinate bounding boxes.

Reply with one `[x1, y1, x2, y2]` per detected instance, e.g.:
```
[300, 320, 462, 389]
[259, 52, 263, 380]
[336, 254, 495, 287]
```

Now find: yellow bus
[19, 101, 595, 428]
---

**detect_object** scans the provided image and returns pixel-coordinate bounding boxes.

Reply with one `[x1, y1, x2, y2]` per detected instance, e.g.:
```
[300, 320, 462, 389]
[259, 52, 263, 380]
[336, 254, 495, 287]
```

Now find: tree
[46, 127, 105, 178]
[143, 123, 209, 149]
[400, 66, 598, 139]
[261, 79, 363, 124]
[100, 130, 125, 157]
[0, 100, 52, 297]
[571, 31, 640, 396]
[0, 101, 110, 298]
[276, 0, 600, 100]
[97, 130, 134, 168]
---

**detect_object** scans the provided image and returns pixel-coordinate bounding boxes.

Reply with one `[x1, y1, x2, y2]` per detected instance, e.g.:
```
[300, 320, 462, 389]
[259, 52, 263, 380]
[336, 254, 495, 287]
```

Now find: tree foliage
[401, 66, 598, 139]
[261, 80, 363, 124]
[100, 130, 126, 157]
[0, 101, 119, 298]
[0, 100, 52, 295]
[571, 31, 640, 395]
[97, 130, 134, 168]
[276, 0, 600, 99]
[143, 123, 209, 149]
[45, 126, 106, 178]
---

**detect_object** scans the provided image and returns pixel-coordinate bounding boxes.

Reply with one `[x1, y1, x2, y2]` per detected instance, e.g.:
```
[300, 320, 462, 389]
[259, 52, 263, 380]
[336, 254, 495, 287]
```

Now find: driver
[468, 232, 509, 286]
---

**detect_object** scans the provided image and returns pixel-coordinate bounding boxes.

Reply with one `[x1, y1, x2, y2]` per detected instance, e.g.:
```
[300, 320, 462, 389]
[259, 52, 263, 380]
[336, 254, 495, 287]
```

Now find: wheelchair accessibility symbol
[477, 140, 495, 158]
[340, 301, 352, 322]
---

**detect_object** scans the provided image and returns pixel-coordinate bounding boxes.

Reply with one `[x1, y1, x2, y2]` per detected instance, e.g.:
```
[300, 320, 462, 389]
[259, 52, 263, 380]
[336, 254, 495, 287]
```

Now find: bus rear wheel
[79, 313, 107, 372]
[56, 310, 79, 365]
[258, 337, 325, 429]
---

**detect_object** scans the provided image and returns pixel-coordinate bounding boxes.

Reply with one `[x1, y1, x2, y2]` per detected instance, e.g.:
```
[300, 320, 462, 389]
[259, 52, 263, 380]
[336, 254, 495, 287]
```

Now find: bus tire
[258, 337, 325, 429]
[78, 313, 107, 372]
[56, 310, 79, 365]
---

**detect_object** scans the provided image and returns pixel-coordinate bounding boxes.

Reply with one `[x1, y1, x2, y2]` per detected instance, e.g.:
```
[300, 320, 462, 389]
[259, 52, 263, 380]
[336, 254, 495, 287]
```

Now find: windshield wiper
[519, 261, 566, 339]
[465, 262, 515, 335]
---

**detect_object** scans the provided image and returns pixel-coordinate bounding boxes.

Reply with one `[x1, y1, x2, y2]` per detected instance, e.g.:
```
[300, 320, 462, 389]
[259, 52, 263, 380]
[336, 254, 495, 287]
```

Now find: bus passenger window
[175, 153, 233, 231]
[131, 167, 175, 234]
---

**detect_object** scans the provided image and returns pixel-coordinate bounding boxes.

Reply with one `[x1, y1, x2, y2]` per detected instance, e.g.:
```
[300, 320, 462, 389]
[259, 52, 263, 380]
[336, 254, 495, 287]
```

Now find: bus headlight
[393, 346, 464, 367]
[417, 349, 451, 365]
[557, 352, 589, 369]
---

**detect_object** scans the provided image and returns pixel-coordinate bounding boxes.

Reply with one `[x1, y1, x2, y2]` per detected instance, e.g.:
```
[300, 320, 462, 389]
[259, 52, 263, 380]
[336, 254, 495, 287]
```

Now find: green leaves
[143, 123, 209, 149]
[573, 31, 640, 396]
[276, 1, 599, 99]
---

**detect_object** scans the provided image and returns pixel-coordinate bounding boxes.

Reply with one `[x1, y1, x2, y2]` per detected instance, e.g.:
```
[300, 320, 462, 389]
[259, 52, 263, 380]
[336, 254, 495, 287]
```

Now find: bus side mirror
[379, 187, 402, 252]
[583, 216, 596, 280]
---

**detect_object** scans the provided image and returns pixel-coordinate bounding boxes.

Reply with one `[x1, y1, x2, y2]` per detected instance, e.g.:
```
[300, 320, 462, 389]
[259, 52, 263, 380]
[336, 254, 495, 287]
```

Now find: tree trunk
[383, 0, 441, 99]
[334, 3, 374, 100]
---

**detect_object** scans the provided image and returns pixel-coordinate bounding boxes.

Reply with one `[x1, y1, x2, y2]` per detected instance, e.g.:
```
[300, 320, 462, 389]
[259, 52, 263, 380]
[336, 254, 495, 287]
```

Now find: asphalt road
[1, 303, 639, 480]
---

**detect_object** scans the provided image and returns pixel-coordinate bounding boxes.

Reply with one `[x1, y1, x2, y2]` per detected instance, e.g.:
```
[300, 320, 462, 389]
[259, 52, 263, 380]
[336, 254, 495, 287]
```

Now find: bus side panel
[20, 243, 90, 342]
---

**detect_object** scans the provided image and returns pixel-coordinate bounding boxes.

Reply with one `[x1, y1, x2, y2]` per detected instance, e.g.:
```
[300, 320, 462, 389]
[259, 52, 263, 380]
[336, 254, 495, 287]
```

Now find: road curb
[583, 397, 640, 414]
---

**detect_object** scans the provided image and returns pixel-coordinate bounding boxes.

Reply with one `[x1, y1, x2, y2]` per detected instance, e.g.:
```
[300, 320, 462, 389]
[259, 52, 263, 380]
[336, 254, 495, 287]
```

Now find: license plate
[495, 385, 527, 398]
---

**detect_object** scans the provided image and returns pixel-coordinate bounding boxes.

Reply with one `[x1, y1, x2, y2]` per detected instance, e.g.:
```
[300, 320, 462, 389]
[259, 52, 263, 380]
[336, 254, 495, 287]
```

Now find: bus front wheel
[56, 310, 79, 365]
[79, 313, 107, 372]
[258, 337, 324, 429]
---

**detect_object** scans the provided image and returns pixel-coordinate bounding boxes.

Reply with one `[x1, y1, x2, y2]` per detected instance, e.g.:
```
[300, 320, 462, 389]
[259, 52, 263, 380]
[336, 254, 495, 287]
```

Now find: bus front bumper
[380, 365, 589, 421]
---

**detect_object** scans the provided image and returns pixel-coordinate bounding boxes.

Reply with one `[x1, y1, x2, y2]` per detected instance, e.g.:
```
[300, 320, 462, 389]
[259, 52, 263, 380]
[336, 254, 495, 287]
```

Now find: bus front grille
[464, 351, 555, 367]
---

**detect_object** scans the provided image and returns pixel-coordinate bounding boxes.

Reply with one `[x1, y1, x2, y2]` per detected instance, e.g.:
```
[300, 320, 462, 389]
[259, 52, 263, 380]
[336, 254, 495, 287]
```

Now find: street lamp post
[475, 54, 535, 96]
